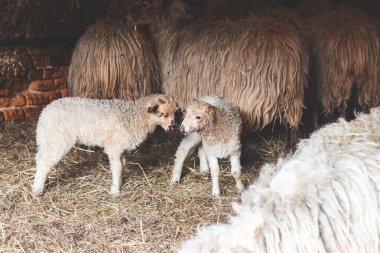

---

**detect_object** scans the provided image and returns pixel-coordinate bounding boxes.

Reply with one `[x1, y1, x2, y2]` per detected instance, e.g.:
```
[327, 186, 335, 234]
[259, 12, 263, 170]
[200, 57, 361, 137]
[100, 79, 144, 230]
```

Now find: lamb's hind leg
[230, 153, 244, 192]
[207, 155, 221, 196]
[105, 148, 123, 196]
[171, 133, 201, 184]
[32, 147, 68, 195]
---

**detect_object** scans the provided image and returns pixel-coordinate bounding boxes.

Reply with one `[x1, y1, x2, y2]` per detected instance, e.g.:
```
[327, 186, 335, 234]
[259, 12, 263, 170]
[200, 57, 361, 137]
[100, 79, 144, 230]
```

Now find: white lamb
[32, 94, 178, 196]
[171, 96, 244, 196]
[179, 107, 380, 253]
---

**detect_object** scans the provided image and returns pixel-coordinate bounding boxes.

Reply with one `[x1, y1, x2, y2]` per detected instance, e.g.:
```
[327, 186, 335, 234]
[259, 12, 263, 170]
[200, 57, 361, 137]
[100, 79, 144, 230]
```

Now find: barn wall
[0, 45, 71, 121]
[0, 0, 107, 121]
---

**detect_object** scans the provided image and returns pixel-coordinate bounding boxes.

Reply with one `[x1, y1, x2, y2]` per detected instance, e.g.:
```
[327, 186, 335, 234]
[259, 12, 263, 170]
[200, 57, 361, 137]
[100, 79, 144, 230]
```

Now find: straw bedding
[0, 119, 283, 252]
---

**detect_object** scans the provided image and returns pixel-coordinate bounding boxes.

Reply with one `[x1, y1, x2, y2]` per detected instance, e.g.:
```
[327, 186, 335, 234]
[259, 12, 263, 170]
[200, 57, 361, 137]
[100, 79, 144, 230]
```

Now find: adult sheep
[128, 0, 309, 146]
[307, 7, 380, 127]
[68, 19, 160, 100]
[179, 107, 380, 253]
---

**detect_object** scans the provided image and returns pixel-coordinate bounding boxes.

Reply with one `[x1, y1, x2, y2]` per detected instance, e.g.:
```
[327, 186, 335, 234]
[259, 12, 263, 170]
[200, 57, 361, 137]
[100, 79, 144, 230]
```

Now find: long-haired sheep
[128, 0, 309, 140]
[32, 94, 177, 196]
[68, 19, 160, 100]
[171, 96, 244, 196]
[179, 107, 380, 253]
[307, 7, 380, 127]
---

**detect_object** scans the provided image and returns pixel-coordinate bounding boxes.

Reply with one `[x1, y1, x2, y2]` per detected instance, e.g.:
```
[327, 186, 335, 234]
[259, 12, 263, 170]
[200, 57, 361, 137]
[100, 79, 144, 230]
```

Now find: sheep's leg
[230, 153, 244, 192]
[311, 101, 319, 129]
[105, 149, 123, 196]
[171, 133, 201, 184]
[285, 126, 298, 153]
[198, 144, 209, 174]
[207, 155, 220, 196]
[32, 148, 67, 195]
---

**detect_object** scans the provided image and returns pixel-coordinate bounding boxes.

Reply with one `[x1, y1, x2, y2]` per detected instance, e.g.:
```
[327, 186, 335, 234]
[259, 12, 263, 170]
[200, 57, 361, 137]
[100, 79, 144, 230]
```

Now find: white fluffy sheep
[32, 94, 178, 196]
[179, 107, 380, 253]
[171, 96, 244, 196]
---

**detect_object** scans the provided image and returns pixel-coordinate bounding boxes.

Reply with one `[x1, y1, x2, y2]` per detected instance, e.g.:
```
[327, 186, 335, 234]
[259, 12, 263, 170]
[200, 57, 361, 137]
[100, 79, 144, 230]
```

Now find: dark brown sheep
[68, 20, 160, 100]
[307, 8, 380, 126]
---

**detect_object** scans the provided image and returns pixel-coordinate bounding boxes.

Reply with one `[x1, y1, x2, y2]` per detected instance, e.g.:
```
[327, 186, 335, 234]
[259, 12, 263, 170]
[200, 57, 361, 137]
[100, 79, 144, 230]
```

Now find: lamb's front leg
[198, 144, 209, 174]
[230, 152, 244, 192]
[171, 133, 201, 184]
[105, 149, 123, 196]
[207, 155, 220, 196]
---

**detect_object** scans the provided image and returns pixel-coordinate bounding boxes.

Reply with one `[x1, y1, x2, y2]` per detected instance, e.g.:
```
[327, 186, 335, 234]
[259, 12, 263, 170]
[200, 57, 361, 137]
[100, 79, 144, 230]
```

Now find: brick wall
[0, 45, 71, 121]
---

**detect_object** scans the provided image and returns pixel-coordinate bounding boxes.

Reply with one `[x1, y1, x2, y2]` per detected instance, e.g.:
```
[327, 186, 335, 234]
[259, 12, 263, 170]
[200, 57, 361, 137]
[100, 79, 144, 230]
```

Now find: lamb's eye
[159, 112, 164, 117]
[195, 116, 201, 120]
[164, 114, 168, 118]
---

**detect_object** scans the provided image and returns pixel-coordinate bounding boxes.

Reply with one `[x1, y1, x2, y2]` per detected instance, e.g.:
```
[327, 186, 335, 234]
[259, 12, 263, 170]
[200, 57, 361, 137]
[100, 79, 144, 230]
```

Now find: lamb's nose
[171, 120, 174, 125]
[180, 125, 185, 133]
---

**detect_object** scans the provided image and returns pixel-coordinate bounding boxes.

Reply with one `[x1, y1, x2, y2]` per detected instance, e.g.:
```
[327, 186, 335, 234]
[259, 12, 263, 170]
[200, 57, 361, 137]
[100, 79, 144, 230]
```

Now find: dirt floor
[0, 118, 286, 252]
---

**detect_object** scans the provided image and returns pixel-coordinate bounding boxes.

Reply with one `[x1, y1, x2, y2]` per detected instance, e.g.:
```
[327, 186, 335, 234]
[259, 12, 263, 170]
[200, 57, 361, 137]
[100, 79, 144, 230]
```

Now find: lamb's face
[146, 95, 178, 132]
[180, 101, 215, 135]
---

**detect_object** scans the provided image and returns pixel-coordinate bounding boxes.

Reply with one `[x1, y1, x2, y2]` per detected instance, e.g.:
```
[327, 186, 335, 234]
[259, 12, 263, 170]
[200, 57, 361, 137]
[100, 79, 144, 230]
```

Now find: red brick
[0, 97, 11, 107]
[29, 80, 58, 92]
[24, 90, 62, 106]
[23, 106, 43, 118]
[28, 70, 43, 81]
[0, 88, 10, 97]
[27, 46, 48, 56]
[0, 106, 43, 121]
[0, 95, 26, 108]
[9, 94, 26, 107]
[53, 78, 67, 89]
[0, 107, 23, 121]
[60, 87, 69, 97]
[51, 67, 69, 79]
[42, 69, 54, 79]
[32, 56, 51, 68]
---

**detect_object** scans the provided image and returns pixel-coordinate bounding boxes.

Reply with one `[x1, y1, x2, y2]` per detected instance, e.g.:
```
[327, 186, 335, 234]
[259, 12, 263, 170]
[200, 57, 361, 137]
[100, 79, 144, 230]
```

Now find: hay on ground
[0, 119, 284, 252]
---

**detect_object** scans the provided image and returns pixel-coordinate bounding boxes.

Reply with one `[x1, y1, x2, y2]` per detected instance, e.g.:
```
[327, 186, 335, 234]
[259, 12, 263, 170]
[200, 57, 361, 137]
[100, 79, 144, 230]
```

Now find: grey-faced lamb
[179, 107, 380, 253]
[32, 94, 177, 196]
[171, 96, 244, 196]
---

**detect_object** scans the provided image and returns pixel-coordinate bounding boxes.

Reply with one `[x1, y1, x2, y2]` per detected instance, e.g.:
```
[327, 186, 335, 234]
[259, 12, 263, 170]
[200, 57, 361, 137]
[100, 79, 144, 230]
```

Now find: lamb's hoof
[110, 187, 120, 196]
[31, 186, 44, 196]
[199, 167, 209, 174]
[212, 190, 221, 197]
[171, 179, 180, 185]
[236, 181, 245, 192]
[121, 155, 127, 167]
[170, 175, 181, 185]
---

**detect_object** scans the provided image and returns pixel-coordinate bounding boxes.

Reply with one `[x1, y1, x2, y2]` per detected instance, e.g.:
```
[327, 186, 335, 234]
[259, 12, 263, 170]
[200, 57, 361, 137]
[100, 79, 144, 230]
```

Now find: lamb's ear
[203, 103, 216, 117]
[157, 97, 165, 104]
[147, 103, 159, 113]
[202, 103, 215, 111]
